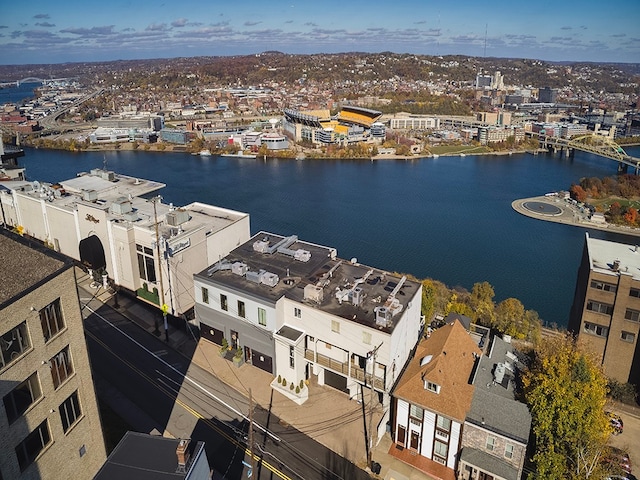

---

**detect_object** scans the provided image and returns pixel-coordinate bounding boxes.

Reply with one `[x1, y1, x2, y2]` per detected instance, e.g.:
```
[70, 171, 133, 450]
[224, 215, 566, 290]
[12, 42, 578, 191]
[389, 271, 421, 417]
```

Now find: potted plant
[219, 338, 229, 357]
[233, 348, 244, 366]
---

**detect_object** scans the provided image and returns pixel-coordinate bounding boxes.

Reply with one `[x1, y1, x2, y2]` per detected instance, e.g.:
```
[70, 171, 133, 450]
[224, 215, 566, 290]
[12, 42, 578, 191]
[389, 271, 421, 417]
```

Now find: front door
[397, 425, 406, 446]
[410, 431, 420, 450]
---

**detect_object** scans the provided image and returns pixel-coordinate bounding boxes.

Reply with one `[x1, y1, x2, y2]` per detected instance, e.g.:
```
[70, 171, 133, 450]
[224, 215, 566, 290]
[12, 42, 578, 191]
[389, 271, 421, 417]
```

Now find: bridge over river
[533, 133, 640, 173]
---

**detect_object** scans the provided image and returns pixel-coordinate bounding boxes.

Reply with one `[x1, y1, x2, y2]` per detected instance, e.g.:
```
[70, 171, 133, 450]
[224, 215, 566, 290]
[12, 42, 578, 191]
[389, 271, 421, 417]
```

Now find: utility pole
[248, 389, 255, 478]
[366, 342, 383, 469]
[152, 196, 169, 341]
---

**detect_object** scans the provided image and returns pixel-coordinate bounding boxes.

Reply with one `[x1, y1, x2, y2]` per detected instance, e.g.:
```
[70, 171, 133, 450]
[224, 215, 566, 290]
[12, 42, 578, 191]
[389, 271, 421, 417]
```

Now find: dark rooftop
[0, 229, 69, 308]
[196, 232, 420, 334]
[93, 432, 204, 480]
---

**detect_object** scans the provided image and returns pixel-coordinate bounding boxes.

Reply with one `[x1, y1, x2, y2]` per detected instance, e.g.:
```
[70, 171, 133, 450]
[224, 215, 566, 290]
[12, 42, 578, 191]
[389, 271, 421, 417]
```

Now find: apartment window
[3, 372, 42, 424]
[625, 308, 640, 322]
[505, 443, 514, 459]
[362, 331, 372, 345]
[586, 300, 613, 315]
[15, 420, 51, 472]
[621, 331, 636, 343]
[1, 321, 31, 370]
[40, 299, 65, 342]
[238, 300, 246, 318]
[583, 322, 609, 338]
[630, 288, 640, 298]
[331, 320, 340, 333]
[433, 440, 448, 463]
[289, 345, 295, 369]
[590, 280, 617, 293]
[136, 244, 157, 282]
[220, 294, 228, 311]
[294, 307, 301, 318]
[50, 346, 73, 389]
[59, 391, 82, 433]
[486, 435, 496, 451]
[258, 308, 267, 326]
[201, 287, 209, 304]
[409, 404, 424, 420]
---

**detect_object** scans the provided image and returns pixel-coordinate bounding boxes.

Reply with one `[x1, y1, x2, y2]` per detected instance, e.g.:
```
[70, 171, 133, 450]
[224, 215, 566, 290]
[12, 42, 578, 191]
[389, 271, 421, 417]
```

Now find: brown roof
[393, 320, 482, 422]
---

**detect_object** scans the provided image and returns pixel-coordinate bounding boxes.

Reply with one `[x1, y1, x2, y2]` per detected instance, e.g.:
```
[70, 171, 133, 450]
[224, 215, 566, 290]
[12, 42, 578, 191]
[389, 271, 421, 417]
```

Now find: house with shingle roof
[391, 320, 482, 479]
[458, 335, 531, 480]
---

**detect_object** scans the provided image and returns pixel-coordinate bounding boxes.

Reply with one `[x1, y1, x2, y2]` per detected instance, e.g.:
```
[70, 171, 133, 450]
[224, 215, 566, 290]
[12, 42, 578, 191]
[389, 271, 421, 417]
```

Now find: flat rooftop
[586, 232, 640, 280]
[0, 230, 68, 307]
[1, 169, 248, 238]
[197, 232, 420, 333]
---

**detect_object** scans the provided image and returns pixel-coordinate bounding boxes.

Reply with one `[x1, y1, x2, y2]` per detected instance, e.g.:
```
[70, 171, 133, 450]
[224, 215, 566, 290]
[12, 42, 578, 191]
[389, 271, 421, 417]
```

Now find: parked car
[602, 446, 632, 475]
[606, 411, 624, 435]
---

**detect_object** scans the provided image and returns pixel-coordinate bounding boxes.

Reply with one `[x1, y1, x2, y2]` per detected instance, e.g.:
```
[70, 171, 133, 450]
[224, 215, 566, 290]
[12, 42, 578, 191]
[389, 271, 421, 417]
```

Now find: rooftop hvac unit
[101, 170, 115, 181]
[110, 197, 133, 215]
[261, 272, 279, 287]
[166, 209, 189, 226]
[246, 270, 262, 283]
[304, 284, 324, 303]
[231, 262, 249, 276]
[294, 249, 311, 262]
[82, 189, 98, 202]
[375, 306, 391, 327]
[253, 239, 270, 253]
[351, 287, 363, 306]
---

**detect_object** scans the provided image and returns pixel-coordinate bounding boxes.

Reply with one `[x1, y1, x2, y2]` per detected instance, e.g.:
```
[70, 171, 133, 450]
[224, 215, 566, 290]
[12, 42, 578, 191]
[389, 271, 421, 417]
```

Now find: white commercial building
[194, 232, 423, 441]
[0, 169, 250, 318]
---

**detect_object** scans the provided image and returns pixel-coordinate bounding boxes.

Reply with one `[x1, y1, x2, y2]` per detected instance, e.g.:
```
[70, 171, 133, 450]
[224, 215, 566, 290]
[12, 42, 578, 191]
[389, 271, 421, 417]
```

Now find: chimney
[176, 438, 190, 473]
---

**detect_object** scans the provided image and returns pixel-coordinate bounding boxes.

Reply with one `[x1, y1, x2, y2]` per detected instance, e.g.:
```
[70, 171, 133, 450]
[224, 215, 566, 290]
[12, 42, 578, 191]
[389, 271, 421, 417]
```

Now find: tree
[523, 336, 611, 480]
[469, 281, 496, 327]
[570, 184, 587, 203]
[495, 297, 526, 338]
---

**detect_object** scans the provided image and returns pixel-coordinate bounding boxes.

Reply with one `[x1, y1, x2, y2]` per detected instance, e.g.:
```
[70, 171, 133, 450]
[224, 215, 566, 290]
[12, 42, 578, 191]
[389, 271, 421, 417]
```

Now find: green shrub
[608, 380, 638, 405]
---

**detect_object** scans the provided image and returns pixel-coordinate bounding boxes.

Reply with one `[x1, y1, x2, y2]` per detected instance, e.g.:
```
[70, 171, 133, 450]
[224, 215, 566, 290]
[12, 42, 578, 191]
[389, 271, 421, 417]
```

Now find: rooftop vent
[110, 197, 132, 215]
[374, 306, 391, 327]
[494, 363, 506, 384]
[82, 189, 98, 202]
[612, 259, 620, 271]
[231, 262, 249, 276]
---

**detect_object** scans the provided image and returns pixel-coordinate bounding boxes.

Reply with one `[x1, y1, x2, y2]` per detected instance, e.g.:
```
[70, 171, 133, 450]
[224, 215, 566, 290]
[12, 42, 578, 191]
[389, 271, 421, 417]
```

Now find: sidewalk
[77, 268, 437, 480]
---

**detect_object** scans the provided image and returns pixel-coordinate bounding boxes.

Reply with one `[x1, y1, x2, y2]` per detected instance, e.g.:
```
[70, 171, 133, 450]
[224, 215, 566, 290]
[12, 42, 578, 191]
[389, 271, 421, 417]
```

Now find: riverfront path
[512, 195, 640, 238]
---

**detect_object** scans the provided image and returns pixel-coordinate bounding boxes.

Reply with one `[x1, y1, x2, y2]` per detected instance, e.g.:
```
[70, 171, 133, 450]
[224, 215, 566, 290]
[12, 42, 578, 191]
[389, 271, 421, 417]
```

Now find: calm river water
[20, 146, 640, 327]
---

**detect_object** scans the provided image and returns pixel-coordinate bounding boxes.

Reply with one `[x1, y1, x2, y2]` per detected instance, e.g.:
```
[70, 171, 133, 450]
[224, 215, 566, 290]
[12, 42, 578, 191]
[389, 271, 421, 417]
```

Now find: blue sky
[1, 0, 639, 65]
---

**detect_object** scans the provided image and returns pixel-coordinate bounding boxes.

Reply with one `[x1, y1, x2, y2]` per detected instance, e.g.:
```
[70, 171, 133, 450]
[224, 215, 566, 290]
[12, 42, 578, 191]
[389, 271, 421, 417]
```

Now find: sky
[0, 0, 639, 65]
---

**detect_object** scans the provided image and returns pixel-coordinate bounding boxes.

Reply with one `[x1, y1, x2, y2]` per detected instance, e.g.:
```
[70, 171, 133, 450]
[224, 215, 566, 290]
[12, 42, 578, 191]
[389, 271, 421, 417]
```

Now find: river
[19, 146, 640, 327]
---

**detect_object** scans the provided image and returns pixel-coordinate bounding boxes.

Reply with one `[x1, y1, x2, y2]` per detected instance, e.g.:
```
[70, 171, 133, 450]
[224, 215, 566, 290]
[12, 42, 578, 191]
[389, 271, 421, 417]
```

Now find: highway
[80, 294, 369, 480]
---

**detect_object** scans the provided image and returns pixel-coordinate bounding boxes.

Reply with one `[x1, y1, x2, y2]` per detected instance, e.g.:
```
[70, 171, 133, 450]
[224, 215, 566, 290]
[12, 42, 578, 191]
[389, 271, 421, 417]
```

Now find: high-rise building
[0, 229, 107, 479]
[538, 87, 557, 103]
[569, 233, 640, 385]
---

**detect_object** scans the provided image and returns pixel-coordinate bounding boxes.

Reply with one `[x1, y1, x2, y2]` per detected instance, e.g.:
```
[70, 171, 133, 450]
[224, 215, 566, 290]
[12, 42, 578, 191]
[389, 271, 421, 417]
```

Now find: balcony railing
[305, 349, 385, 388]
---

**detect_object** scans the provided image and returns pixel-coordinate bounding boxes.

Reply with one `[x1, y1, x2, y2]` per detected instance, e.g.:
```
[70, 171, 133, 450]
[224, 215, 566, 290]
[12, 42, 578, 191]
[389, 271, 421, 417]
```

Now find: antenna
[484, 23, 488, 58]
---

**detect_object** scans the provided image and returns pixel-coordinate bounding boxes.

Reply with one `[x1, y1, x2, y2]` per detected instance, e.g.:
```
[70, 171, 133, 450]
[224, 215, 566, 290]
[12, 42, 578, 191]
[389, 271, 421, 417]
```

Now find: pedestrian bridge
[531, 132, 640, 172]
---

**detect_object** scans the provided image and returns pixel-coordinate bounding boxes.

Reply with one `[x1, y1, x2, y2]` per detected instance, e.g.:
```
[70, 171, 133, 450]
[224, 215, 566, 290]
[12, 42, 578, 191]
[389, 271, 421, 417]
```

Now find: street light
[151, 196, 169, 342]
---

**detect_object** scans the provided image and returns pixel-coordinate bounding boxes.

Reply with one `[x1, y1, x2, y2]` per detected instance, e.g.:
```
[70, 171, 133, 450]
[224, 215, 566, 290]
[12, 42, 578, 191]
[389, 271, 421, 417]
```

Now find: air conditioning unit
[166, 209, 189, 226]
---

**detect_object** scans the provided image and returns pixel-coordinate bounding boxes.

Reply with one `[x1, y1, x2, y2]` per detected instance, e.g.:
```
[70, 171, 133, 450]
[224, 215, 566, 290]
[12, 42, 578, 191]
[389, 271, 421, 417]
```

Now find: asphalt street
[80, 293, 370, 480]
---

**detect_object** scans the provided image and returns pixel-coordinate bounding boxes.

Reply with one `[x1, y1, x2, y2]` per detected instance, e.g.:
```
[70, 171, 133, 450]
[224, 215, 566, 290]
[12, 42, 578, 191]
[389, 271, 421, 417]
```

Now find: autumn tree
[523, 336, 611, 480]
[570, 184, 587, 203]
[469, 281, 496, 327]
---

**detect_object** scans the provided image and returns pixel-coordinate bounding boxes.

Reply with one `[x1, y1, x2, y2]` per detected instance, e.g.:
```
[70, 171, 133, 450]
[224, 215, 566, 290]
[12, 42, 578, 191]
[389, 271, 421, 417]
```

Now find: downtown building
[0, 168, 250, 319]
[194, 232, 423, 441]
[0, 229, 106, 479]
[569, 233, 640, 385]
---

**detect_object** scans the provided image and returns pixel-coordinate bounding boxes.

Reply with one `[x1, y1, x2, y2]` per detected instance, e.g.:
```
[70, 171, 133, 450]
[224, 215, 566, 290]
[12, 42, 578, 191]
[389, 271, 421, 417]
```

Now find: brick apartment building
[0, 229, 106, 479]
[569, 233, 640, 385]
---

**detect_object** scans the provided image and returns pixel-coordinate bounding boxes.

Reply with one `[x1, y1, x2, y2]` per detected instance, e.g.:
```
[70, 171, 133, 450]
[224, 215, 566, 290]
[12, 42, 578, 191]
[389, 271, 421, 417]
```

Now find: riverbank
[512, 195, 640, 237]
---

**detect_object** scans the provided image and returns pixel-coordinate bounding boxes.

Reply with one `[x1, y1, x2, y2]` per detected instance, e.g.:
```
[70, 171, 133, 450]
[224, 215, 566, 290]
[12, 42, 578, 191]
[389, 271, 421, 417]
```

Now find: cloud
[35, 22, 55, 28]
[145, 23, 169, 32]
[33, 14, 50, 20]
[285, 20, 293, 24]
[0, 25, 8, 29]
[171, 18, 188, 28]
[244, 21, 262, 27]
[304, 22, 317, 27]
[561, 26, 572, 30]
[610, 33, 626, 38]
[414, 21, 426, 25]
[60, 26, 116, 36]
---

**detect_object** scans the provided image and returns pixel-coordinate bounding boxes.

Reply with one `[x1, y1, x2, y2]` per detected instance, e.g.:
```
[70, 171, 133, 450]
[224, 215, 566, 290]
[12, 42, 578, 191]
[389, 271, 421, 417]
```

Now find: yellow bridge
[533, 133, 640, 173]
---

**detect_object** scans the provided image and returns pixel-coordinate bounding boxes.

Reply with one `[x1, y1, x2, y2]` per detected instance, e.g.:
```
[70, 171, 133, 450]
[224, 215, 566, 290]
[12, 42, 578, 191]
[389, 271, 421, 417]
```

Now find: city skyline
[0, 0, 639, 65]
